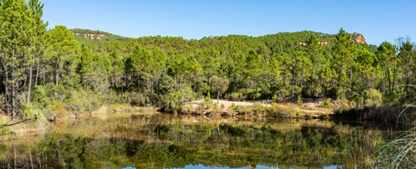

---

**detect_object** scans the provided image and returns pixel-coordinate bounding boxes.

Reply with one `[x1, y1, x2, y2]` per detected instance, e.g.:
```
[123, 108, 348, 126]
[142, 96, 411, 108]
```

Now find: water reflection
[0, 113, 385, 168]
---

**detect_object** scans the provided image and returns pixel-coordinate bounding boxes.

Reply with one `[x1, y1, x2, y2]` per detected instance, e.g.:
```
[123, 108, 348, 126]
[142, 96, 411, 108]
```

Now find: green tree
[0, 0, 39, 119]
[306, 34, 324, 91]
[244, 49, 261, 89]
[280, 50, 310, 96]
[211, 76, 229, 104]
[397, 38, 415, 95]
[356, 48, 377, 92]
[334, 28, 356, 98]
[377, 41, 398, 94]
[27, 0, 48, 105]
[131, 46, 154, 94]
[78, 44, 94, 90]
[49, 25, 78, 86]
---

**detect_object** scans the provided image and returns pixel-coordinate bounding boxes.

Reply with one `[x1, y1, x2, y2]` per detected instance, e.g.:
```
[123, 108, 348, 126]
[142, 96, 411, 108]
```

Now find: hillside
[71, 29, 370, 53]
[70, 28, 131, 45]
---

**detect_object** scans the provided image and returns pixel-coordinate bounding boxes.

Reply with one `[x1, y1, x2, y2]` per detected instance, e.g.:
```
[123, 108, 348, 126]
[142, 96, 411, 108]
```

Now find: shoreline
[1, 101, 411, 136]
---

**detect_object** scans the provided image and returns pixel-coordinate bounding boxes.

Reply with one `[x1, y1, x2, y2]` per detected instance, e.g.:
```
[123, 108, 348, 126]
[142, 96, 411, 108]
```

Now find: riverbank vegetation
[1, 1, 416, 167]
[1, 0, 415, 124]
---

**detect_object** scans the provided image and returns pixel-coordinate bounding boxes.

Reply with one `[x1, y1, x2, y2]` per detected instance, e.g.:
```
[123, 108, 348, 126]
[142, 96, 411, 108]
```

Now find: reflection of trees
[0, 114, 384, 168]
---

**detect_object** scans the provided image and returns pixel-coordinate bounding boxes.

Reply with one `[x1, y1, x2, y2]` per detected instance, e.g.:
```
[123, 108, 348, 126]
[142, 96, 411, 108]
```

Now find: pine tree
[0, 0, 40, 120]
[334, 28, 355, 98]
[306, 34, 324, 92]
[49, 25, 78, 86]
[377, 41, 398, 94]
[27, 0, 48, 105]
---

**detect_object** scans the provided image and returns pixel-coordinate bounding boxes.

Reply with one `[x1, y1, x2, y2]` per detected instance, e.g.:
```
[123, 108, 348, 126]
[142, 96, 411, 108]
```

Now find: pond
[0, 112, 389, 168]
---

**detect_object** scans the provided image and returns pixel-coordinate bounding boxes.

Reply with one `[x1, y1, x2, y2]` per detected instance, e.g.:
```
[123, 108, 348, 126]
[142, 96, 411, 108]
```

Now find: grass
[375, 127, 416, 168]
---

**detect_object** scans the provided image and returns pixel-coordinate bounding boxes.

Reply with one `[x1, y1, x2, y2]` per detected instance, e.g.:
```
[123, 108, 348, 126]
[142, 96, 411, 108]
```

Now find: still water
[0, 112, 388, 168]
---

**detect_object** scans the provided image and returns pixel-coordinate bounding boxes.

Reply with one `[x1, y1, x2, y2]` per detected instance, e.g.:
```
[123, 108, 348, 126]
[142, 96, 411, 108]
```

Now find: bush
[265, 103, 291, 116]
[226, 92, 243, 101]
[205, 92, 211, 102]
[297, 95, 303, 106]
[272, 94, 279, 102]
[368, 88, 383, 106]
[52, 100, 68, 117]
[252, 102, 264, 115]
[249, 92, 262, 100]
[321, 98, 332, 109]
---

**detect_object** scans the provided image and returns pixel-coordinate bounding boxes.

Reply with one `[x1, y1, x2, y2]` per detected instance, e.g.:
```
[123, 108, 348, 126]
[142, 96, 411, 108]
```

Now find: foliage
[0, 0, 414, 121]
[321, 98, 332, 109]
[297, 95, 303, 106]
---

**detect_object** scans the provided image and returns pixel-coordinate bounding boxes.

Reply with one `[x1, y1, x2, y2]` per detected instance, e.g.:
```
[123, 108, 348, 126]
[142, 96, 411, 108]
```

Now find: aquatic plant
[375, 127, 416, 168]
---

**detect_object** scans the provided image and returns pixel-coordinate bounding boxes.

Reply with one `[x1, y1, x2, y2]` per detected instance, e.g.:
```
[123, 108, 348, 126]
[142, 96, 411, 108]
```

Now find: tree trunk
[311, 69, 314, 89]
[392, 67, 396, 94]
[175, 73, 177, 90]
[406, 71, 410, 95]
[217, 92, 220, 104]
[55, 57, 60, 85]
[5, 64, 9, 116]
[121, 77, 124, 94]
[350, 67, 353, 93]
[35, 58, 40, 85]
[23, 70, 27, 91]
[12, 60, 16, 121]
[156, 78, 160, 94]
[367, 74, 370, 92]
[43, 69, 46, 84]
[291, 66, 295, 97]
[325, 81, 328, 97]
[27, 67, 33, 105]
[137, 71, 141, 92]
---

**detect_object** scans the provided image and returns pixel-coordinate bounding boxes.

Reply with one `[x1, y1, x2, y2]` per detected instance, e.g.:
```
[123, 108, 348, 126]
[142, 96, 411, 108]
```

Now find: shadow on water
[0, 112, 391, 168]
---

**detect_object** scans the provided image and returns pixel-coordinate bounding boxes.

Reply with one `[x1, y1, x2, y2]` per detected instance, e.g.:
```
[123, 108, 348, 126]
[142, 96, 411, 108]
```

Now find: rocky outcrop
[299, 41, 328, 46]
[350, 33, 367, 44]
[318, 41, 328, 46]
[73, 33, 107, 40]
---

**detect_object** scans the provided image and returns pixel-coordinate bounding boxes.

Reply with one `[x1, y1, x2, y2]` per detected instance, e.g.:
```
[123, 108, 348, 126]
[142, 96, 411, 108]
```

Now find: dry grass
[181, 99, 332, 118]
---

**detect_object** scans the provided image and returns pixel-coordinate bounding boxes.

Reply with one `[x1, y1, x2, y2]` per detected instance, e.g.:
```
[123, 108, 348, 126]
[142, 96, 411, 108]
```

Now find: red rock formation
[350, 33, 367, 44]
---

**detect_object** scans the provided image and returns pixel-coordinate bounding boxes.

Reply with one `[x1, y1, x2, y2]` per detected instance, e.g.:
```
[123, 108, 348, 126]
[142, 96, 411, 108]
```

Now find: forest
[0, 0, 415, 121]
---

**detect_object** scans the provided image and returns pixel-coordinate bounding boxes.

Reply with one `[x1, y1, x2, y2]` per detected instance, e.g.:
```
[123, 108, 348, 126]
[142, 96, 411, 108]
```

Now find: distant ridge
[70, 28, 131, 45]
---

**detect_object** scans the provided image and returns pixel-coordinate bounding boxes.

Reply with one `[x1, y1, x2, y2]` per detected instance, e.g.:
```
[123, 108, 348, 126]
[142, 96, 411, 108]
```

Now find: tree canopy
[0, 0, 415, 120]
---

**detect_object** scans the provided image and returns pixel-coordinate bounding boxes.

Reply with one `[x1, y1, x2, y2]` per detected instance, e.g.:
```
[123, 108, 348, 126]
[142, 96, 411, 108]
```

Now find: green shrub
[205, 92, 211, 102]
[272, 94, 278, 102]
[52, 100, 68, 117]
[321, 98, 332, 109]
[189, 104, 194, 111]
[227, 92, 243, 101]
[297, 95, 303, 106]
[368, 88, 383, 106]
[252, 102, 264, 115]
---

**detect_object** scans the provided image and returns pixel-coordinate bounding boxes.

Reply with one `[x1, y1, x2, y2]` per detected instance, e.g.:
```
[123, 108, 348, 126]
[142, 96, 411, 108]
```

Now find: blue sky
[41, 0, 416, 45]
